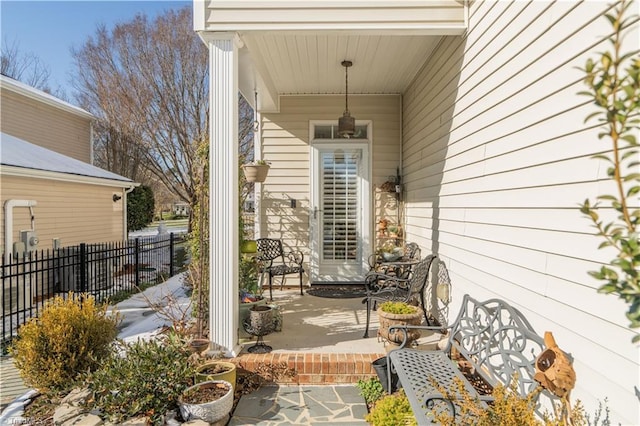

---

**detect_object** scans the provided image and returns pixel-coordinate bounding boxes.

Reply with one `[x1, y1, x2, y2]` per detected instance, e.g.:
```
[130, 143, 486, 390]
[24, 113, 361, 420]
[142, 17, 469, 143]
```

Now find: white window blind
[321, 151, 358, 261]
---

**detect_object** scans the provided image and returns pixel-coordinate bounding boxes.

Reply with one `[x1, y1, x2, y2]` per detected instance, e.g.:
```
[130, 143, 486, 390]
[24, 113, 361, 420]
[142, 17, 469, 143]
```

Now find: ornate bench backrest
[446, 294, 546, 398]
[407, 254, 436, 298]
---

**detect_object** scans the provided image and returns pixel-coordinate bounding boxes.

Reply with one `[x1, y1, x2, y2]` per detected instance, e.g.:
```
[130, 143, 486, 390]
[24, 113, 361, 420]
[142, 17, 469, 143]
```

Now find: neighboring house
[194, 1, 639, 423]
[0, 75, 136, 256]
[173, 202, 191, 217]
[0, 75, 92, 163]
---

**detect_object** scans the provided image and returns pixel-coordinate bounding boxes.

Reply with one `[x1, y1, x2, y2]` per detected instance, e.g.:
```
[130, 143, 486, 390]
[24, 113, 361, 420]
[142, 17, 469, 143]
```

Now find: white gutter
[4, 199, 37, 262]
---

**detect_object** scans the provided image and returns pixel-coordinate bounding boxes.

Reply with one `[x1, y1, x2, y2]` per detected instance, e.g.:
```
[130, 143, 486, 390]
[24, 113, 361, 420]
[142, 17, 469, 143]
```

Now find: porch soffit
[196, 0, 467, 112]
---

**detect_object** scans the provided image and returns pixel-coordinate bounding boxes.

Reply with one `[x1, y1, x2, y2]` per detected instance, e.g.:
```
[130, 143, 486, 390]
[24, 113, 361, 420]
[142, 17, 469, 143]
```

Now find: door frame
[309, 120, 373, 284]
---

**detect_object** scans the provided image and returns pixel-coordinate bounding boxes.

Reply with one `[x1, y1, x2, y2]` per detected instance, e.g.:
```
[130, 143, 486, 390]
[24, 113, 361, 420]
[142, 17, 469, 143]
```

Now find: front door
[310, 124, 371, 283]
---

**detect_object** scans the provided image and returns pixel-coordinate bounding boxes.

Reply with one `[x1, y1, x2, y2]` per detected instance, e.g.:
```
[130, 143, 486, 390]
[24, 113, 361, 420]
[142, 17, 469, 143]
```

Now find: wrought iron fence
[1, 233, 187, 347]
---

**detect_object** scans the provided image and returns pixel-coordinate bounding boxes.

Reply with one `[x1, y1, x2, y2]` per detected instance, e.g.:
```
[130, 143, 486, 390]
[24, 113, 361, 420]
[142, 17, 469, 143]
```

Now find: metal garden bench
[361, 254, 437, 338]
[386, 294, 559, 424]
[256, 238, 305, 300]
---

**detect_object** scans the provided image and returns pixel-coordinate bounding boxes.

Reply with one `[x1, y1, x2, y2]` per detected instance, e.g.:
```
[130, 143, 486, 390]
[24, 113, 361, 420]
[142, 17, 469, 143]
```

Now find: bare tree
[72, 7, 208, 210]
[1, 38, 51, 91]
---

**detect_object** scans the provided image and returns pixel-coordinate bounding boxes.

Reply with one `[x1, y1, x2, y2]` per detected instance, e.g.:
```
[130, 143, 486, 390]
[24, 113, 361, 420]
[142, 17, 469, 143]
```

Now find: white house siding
[0, 89, 92, 163]
[0, 175, 125, 252]
[402, 0, 639, 423]
[260, 94, 401, 283]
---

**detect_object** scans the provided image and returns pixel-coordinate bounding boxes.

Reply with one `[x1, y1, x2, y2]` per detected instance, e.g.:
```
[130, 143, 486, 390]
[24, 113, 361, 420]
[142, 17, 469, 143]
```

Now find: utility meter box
[20, 230, 39, 252]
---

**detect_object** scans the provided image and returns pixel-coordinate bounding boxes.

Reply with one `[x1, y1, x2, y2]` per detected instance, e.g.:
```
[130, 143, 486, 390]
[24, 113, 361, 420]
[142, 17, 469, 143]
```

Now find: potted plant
[376, 301, 422, 349]
[178, 380, 234, 423]
[195, 360, 237, 390]
[378, 240, 404, 262]
[242, 160, 270, 183]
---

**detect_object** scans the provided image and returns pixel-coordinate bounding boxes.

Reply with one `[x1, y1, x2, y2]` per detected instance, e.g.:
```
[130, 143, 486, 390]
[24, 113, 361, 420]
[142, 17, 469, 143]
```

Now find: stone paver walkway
[229, 385, 369, 425]
[0, 356, 30, 412]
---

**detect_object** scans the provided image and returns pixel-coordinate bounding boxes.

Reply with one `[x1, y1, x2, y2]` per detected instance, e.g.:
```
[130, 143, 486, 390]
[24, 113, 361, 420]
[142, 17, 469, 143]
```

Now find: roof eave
[0, 165, 137, 188]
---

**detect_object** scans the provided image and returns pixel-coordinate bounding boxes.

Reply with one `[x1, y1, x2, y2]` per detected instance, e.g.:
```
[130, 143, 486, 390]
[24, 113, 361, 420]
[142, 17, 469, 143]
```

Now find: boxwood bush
[10, 294, 119, 395]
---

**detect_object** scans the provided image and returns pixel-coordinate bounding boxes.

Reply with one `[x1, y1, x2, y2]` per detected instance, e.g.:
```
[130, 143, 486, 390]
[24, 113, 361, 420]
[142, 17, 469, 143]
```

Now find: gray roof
[0, 132, 133, 184]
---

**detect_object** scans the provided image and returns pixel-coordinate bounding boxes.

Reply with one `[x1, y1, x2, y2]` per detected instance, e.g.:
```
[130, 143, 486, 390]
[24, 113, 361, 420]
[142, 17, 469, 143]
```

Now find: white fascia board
[0, 165, 138, 189]
[193, 0, 206, 31]
[0, 75, 94, 120]
[205, 24, 467, 35]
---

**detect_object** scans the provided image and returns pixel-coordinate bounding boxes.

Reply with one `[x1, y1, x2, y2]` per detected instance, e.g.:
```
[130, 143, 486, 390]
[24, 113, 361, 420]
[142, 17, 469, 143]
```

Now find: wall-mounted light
[113, 194, 122, 202]
[338, 60, 355, 138]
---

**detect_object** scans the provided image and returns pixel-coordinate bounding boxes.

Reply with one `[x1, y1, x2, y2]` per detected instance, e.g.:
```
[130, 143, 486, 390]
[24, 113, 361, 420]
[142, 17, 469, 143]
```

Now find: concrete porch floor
[233, 288, 441, 385]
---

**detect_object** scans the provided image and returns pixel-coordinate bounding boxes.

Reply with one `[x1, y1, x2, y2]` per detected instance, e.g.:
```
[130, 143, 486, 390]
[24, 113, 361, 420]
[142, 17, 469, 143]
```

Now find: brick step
[233, 352, 385, 384]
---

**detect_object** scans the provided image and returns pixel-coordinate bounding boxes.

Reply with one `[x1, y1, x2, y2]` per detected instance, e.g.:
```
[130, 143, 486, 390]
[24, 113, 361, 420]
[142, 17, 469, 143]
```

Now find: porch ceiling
[238, 33, 441, 112]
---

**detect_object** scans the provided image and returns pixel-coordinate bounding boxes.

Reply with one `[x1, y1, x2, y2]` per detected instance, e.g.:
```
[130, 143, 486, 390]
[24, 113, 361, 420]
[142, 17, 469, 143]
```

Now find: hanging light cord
[344, 65, 349, 113]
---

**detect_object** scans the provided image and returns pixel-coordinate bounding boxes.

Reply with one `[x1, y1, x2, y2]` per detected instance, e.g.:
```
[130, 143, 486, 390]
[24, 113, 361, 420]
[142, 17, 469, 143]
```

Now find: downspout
[122, 185, 137, 241]
[4, 199, 37, 262]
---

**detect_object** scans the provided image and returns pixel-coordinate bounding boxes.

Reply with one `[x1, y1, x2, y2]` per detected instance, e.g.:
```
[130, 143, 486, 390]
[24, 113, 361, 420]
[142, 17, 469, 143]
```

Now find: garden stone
[60, 412, 103, 426]
[61, 388, 91, 405]
[53, 403, 84, 424]
[53, 404, 103, 426]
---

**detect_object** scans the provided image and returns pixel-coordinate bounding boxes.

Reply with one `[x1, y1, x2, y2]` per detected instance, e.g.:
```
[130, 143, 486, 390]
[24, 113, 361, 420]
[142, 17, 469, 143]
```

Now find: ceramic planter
[195, 360, 237, 390]
[239, 298, 267, 338]
[248, 305, 273, 332]
[178, 380, 233, 424]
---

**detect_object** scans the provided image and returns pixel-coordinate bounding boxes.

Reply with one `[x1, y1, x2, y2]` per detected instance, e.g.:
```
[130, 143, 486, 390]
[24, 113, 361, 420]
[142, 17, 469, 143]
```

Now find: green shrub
[10, 294, 119, 395]
[127, 185, 155, 231]
[365, 390, 417, 426]
[356, 377, 384, 406]
[84, 333, 195, 425]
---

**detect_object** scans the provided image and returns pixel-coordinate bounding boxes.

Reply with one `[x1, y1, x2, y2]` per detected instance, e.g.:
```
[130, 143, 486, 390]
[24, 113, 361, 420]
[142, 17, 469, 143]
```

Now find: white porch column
[206, 33, 240, 356]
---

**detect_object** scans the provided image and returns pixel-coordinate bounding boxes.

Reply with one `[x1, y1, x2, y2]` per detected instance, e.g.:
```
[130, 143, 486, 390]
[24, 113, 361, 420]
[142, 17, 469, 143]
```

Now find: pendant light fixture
[338, 60, 355, 138]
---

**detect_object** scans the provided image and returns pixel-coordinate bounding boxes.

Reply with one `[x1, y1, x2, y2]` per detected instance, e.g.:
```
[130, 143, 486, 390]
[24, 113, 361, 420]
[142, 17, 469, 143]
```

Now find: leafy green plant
[356, 377, 384, 406]
[10, 294, 119, 395]
[578, 0, 640, 340]
[84, 333, 196, 425]
[365, 390, 417, 426]
[239, 255, 261, 298]
[379, 301, 418, 315]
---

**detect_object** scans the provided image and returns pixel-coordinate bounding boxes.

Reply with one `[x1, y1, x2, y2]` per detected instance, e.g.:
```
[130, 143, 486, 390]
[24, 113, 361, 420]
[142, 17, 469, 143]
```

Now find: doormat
[306, 286, 367, 299]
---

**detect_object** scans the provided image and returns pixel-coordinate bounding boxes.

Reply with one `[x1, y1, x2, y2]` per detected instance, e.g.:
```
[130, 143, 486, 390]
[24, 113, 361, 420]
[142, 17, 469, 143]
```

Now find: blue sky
[1, 1, 191, 103]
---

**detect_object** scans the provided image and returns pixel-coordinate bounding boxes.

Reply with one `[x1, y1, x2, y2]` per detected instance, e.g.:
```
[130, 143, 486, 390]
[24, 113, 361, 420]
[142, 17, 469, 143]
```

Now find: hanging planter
[242, 161, 270, 183]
